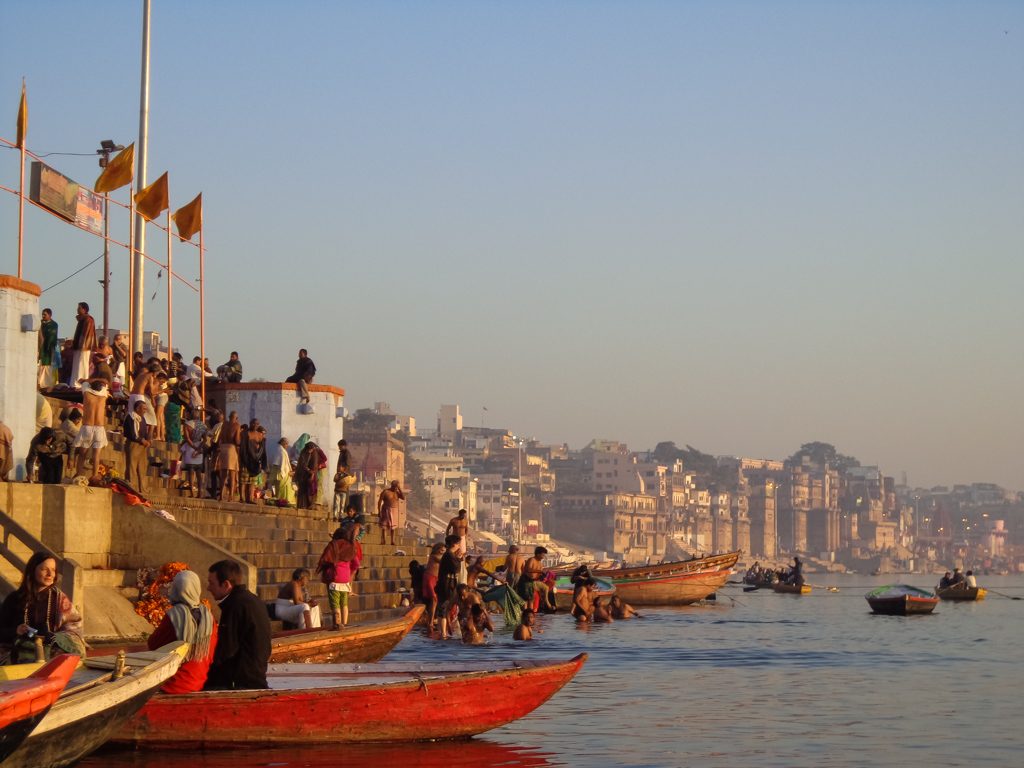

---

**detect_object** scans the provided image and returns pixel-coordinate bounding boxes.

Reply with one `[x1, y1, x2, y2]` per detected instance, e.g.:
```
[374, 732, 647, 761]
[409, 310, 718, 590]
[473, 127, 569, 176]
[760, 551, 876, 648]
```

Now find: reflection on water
[81, 575, 1024, 768]
[87, 739, 557, 767]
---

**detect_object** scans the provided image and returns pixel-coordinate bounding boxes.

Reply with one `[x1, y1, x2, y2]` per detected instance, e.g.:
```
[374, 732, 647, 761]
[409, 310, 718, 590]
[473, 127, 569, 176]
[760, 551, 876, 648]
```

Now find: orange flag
[135, 172, 169, 221]
[15, 81, 27, 149]
[172, 193, 203, 241]
[95, 143, 135, 193]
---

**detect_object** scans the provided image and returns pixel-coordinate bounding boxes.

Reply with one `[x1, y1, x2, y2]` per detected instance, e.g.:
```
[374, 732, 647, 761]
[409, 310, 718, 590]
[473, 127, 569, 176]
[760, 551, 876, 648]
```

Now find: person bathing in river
[514, 608, 536, 641]
[571, 576, 594, 622]
[610, 594, 639, 620]
[461, 603, 494, 645]
[592, 595, 614, 623]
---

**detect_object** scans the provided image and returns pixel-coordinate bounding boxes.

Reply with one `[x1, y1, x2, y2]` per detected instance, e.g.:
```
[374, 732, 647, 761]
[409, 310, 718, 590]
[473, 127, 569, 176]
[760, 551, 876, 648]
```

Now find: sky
[2, 1, 1022, 490]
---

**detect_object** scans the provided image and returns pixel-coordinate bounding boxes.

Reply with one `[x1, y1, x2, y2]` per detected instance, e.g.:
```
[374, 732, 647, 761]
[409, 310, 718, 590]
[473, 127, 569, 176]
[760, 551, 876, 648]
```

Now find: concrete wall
[0, 481, 255, 590]
[208, 382, 345, 505]
[0, 276, 41, 481]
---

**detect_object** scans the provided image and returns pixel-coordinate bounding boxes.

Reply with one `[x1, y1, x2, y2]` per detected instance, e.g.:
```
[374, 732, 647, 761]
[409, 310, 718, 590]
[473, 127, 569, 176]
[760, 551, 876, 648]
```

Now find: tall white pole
[132, 0, 152, 355]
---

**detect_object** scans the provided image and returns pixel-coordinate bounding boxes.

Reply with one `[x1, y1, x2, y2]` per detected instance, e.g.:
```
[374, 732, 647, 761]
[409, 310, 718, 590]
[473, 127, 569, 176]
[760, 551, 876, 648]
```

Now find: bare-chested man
[513, 608, 536, 641]
[461, 603, 493, 645]
[376, 480, 404, 546]
[571, 578, 594, 623]
[74, 378, 109, 478]
[592, 594, 614, 623]
[128, 360, 160, 431]
[522, 546, 556, 612]
[423, 543, 444, 632]
[503, 544, 523, 588]
[445, 509, 469, 557]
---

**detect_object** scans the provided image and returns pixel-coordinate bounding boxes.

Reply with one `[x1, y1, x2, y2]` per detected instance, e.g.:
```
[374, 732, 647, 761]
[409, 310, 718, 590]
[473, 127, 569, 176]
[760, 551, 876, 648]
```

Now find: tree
[787, 441, 860, 471]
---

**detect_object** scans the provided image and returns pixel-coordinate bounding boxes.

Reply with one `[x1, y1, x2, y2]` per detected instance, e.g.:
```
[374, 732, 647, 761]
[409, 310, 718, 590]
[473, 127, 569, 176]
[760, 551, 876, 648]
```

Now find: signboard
[29, 161, 104, 235]
[75, 188, 104, 235]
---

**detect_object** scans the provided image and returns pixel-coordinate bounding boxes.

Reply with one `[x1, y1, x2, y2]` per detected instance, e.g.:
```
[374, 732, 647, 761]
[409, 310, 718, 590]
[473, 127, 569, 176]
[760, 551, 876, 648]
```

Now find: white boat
[3, 642, 187, 768]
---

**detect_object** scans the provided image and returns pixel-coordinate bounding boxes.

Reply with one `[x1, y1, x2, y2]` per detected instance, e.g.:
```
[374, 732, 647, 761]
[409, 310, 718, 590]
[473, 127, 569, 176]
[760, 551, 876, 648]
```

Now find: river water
[83, 573, 1023, 767]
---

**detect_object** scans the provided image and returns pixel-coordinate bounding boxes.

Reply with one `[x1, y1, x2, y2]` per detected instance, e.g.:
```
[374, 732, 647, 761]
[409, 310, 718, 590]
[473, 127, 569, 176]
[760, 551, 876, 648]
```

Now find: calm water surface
[83, 574, 1024, 767]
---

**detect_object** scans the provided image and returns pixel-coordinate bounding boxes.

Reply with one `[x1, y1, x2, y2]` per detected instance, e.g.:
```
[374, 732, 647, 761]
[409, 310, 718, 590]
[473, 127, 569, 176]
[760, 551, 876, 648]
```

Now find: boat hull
[116, 655, 587, 747]
[935, 586, 986, 602]
[867, 595, 938, 615]
[4, 646, 185, 768]
[595, 552, 739, 606]
[270, 605, 423, 663]
[772, 583, 812, 595]
[0, 655, 80, 762]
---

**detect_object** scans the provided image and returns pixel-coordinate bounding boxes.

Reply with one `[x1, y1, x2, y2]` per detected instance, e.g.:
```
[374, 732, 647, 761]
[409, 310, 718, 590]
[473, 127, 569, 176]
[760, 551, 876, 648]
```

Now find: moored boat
[270, 605, 424, 663]
[593, 552, 739, 606]
[3, 643, 186, 768]
[551, 576, 615, 611]
[116, 654, 587, 747]
[865, 585, 939, 616]
[935, 586, 987, 602]
[0, 655, 80, 762]
[772, 583, 812, 595]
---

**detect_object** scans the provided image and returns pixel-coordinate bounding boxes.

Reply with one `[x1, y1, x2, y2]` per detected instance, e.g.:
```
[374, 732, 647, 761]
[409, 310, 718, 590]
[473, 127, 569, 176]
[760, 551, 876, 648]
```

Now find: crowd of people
[404, 514, 639, 644]
[16, 302, 340, 510]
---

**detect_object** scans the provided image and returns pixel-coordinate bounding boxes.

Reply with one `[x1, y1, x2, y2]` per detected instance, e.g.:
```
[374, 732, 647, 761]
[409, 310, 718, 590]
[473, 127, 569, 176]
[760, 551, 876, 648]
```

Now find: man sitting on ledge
[205, 559, 271, 690]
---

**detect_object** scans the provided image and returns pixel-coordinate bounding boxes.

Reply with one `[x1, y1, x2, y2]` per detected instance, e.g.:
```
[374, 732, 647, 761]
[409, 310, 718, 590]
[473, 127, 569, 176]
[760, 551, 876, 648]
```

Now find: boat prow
[0, 655, 80, 762]
[117, 653, 588, 747]
[3, 642, 187, 768]
[270, 605, 424, 663]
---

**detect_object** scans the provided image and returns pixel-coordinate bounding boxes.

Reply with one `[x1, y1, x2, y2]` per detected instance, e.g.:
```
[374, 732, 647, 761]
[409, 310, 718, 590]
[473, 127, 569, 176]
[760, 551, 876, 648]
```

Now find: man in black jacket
[285, 348, 316, 403]
[205, 559, 271, 690]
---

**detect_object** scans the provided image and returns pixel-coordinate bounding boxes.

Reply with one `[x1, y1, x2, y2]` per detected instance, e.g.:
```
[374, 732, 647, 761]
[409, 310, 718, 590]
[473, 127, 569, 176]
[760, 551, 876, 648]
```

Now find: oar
[986, 589, 1022, 601]
[742, 585, 760, 593]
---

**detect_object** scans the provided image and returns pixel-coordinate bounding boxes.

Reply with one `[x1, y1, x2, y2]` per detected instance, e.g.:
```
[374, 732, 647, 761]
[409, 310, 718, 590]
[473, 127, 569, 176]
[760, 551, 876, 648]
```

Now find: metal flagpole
[102, 193, 110, 339]
[199, 229, 205, 415]
[17, 103, 26, 278]
[128, 185, 136, 366]
[166, 209, 172, 361]
[132, 0, 152, 357]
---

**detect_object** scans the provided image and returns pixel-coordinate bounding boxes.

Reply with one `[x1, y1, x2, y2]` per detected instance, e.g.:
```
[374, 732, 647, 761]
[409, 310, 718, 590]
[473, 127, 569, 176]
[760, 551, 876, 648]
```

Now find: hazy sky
[2, 2, 1022, 490]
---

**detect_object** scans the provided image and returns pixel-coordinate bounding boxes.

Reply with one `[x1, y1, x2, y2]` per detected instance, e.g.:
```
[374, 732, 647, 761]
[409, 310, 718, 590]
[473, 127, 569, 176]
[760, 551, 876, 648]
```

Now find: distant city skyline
[2, 2, 1021, 490]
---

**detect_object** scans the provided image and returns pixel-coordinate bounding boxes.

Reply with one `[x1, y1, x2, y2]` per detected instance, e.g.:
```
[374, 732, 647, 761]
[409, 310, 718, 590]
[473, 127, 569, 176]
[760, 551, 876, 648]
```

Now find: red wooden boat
[0, 655, 80, 762]
[594, 551, 740, 606]
[270, 605, 423, 663]
[115, 654, 588, 747]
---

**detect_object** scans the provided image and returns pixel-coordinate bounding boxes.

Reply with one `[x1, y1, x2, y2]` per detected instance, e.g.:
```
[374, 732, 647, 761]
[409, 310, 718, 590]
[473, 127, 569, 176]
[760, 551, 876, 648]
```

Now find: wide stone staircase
[42, 398, 432, 628]
[146, 495, 431, 626]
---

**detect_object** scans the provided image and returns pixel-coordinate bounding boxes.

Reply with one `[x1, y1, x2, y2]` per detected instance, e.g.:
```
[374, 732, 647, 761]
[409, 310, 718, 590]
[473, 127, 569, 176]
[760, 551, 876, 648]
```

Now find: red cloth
[148, 615, 219, 693]
[422, 573, 438, 602]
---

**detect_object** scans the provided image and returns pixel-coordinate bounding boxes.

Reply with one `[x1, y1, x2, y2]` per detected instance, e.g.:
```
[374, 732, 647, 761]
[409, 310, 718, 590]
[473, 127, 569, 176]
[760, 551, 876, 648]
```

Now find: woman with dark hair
[275, 568, 320, 629]
[316, 527, 361, 629]
[0, 552, 84, 663]
[146, 570, 218, 693]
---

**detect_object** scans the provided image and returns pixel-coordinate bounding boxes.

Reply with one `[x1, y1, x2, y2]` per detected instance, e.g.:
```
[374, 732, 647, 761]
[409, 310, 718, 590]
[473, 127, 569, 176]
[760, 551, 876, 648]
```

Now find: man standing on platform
[70, 302, 96, 389]
[205, 559, 271, 690]
[376, 480, 404, 546]
[122, 400, 151, 492]
[37, 308, 59, 390]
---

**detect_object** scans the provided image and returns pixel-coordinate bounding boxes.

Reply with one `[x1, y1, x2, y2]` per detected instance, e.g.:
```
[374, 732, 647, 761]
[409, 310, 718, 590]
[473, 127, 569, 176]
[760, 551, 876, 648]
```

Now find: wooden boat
[865, 585, 939, 616]
[550, 576, 615, 611]
[935, 586, 987, 602]
[3, 643, 186, 768]
[116, 654, 587, 747]
[772, 583, 812, 595]
[270, 605, 424, 663]
[594, 551, 739, 606]
[0, 655, 80, 762]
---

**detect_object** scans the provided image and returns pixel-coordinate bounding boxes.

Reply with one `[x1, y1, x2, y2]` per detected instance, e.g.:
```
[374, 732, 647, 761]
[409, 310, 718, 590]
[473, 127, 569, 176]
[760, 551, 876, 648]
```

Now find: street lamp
[96, 139, 124, 340]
